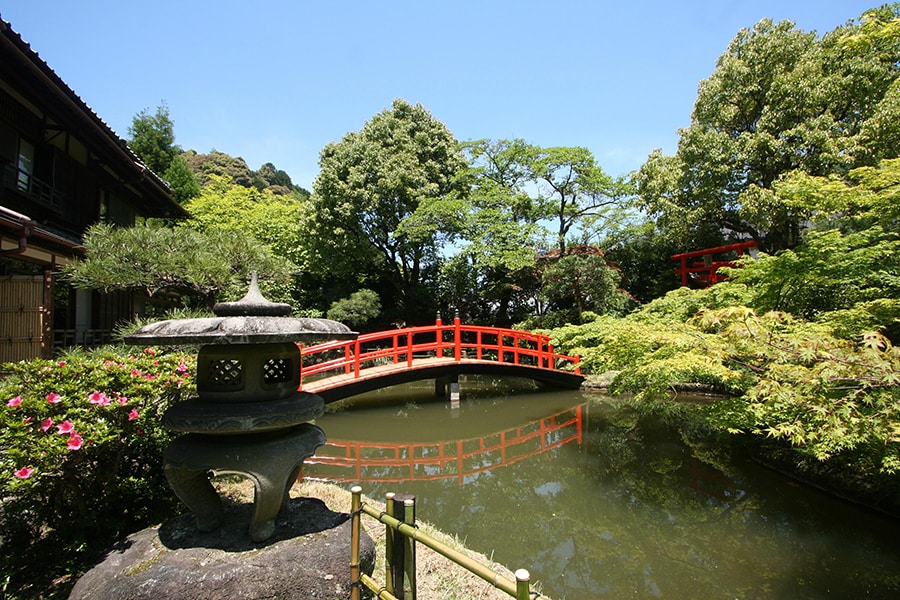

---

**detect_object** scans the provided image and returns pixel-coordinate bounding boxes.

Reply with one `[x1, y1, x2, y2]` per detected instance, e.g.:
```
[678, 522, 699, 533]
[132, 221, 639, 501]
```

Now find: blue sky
[1, 1, 877, 190]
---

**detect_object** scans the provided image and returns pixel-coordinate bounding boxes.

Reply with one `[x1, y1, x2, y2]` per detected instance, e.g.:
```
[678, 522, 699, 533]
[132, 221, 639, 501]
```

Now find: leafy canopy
[310, 99, 467, 321]
[637, 6, 900, 252]
[63, 223, 296, 309]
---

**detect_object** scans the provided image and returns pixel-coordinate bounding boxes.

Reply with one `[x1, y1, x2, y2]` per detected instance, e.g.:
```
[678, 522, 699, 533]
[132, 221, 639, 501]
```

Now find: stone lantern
[125, 273, 356, 542]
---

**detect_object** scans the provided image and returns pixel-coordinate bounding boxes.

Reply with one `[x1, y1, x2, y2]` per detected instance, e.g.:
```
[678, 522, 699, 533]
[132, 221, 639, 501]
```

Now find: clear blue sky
[1, 1, 878, 190]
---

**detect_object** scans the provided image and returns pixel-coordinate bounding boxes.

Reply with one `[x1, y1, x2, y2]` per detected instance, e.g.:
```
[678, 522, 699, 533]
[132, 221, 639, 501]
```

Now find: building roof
[0, 15, 188, 219]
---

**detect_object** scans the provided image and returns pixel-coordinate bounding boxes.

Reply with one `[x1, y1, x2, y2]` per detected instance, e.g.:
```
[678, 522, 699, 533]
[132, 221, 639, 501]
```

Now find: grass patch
[215, 478, 549, 599]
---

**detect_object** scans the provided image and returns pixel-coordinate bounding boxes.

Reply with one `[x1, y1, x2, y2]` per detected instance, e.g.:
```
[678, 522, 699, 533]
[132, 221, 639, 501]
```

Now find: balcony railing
[2, 163, 66, 208]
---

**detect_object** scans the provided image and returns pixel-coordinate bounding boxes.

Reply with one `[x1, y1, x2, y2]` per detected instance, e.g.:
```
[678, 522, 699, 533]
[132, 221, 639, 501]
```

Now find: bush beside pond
[0, 346, 195, 598]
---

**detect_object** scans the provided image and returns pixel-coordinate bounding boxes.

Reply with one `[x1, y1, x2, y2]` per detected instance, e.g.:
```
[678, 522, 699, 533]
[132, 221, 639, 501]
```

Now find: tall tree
[309, 99, 467, 323]
[524, 145, 630, 256]
[433, 139, 544, 324]
[128, 102, 179, 176]
[128, 102, 199, 203]
[636, 6, 900, 253]
[540, 248, 628, 325]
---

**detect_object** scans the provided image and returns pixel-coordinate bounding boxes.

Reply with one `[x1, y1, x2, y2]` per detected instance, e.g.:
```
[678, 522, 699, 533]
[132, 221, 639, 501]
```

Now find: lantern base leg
[164, 423, 326, 542]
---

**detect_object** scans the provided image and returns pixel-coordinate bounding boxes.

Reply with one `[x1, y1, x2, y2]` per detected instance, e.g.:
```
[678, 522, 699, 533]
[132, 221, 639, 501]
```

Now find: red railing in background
[304, 405, 583, 484]
[671, 240, 758, 288]
[299, 315, 580, 389]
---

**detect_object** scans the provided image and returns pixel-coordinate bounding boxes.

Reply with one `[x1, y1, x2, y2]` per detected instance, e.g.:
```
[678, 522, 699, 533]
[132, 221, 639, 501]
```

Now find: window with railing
[16, 138, 33, 191]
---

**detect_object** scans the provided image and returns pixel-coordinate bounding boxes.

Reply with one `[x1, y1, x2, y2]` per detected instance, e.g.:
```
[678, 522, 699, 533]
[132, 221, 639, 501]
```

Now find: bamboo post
[350, 486, 363, 600]
[515, 569, 531, 600]
[403, 497, 417, 599]
[385, 492, 396, 595]
[389, 493, 416, 598]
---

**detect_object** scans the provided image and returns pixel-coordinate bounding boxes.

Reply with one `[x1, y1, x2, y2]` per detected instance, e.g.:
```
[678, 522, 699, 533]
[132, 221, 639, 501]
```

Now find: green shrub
[0, 346, 196, 597]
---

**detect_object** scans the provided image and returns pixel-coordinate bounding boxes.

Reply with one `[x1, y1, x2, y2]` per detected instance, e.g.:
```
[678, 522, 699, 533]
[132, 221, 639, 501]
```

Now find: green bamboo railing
[350, 486, 536, 600]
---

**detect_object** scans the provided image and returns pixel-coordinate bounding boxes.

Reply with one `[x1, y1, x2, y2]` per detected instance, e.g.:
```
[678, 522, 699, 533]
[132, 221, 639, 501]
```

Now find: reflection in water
[304, 383, 900, 599]
[307, 406, 582, 483]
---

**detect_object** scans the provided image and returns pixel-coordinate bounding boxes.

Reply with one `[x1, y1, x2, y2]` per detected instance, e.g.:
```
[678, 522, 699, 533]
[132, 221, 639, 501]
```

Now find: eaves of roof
[0, 15, 188, 219]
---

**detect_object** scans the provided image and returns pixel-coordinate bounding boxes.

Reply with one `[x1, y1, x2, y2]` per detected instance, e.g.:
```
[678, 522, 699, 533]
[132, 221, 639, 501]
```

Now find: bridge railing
[299, 315, 580, 388]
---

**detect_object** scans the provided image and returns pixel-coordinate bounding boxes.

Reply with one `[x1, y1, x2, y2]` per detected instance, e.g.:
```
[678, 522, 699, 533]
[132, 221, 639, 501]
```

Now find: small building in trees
[0, 17, 186, 362]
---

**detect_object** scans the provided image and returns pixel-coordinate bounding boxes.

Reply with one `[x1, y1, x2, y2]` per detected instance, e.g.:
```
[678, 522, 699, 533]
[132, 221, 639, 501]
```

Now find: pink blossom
[130, 369, 141, 377]
[23, 416, 32, 425]
[143, 374, 156, 381]
[14, 467, 35, 479]
[6, 396, 22, 408]
[128, 408, 140, 421]
[57, 361, 66, 367]
[144, 347, 156, 356]
[117, 395, 128, 405]
[46, 392, 61, 404]
[89, 391, 111, 406]
[56, 420, 74, 434]
[41, 417, 53, 432]
[176, 361, 189, 374]
[67, 433, 83, 451]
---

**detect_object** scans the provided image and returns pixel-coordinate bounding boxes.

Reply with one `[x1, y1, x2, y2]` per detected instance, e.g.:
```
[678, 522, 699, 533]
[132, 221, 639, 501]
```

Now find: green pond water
[303, 378, 900, 599]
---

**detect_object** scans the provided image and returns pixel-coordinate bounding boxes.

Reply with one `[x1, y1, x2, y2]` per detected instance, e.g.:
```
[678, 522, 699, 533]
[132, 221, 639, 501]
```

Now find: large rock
[69, 496, 375, 600]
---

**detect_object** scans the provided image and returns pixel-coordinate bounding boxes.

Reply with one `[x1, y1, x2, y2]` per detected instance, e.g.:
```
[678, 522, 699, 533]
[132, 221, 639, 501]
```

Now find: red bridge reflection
[304, 405, 583, 484]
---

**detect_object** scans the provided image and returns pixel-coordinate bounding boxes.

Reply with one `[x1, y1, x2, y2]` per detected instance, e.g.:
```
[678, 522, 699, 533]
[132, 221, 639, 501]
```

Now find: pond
[303, 378, 900, 599]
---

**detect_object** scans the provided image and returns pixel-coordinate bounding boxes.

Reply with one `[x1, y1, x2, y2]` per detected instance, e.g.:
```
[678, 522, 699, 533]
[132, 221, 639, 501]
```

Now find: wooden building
[0, 16, 186, 362]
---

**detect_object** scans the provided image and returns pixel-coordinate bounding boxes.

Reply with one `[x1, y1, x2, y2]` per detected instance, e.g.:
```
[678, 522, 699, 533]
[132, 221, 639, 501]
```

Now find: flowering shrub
[0, 346, 195, 597]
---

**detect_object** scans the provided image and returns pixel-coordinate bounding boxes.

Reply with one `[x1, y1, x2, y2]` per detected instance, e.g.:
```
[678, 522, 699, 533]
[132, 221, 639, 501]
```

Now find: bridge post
[435, 312, 443, 358]
[453, 310, 461, 361]
[435, 375, 460, 405]
[449, 381, 460, 407]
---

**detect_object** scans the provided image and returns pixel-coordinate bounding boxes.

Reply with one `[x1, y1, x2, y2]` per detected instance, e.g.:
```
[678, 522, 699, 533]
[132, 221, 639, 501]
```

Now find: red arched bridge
[298, 315, 584, 402]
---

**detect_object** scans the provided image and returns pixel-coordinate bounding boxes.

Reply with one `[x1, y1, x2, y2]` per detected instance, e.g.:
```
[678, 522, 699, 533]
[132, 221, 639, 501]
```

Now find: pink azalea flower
[6, 396, 22, 408]
[57, 420, 74, 434]
[46, 392, 61, 404]
[89, 391, 111, 406]
[14, 467, 35, 479]
[176, 361, 189, 374]
[67, 433, 83, 451]
[144, 347, 156, 356]
[117, 395, 128, 405]
[143, 374, 156, 381]
[130, 369, 141, 377]
[57, 361, 66, 367]
[128, 408, 140, 421]
[23, 416, 32, 425]
[41, 417, 53, 432]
